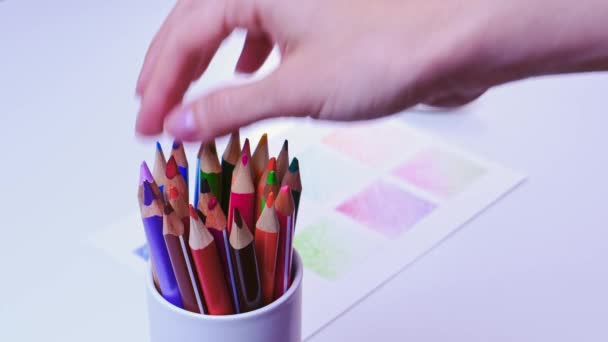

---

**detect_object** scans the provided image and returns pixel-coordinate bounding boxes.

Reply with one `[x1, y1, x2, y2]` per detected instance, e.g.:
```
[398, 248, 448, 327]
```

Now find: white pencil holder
[146, 251, 303, 342]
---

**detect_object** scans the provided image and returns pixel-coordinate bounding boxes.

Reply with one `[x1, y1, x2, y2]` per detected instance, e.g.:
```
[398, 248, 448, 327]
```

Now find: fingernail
[166, 107, 199, 141]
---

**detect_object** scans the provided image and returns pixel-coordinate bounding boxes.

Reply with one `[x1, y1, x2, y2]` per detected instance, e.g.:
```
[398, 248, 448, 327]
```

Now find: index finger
[136, 2, 229, 135]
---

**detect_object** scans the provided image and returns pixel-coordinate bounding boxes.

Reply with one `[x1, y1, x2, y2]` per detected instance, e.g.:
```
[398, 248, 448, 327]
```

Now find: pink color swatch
[393, 148, 486, 198]
[336, 181, 435, 238]
[322, 123, 421, 167]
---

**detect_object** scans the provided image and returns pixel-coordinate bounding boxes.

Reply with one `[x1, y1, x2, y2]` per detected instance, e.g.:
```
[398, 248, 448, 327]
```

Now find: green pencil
[281, 158, 302, 221]
[221, 131, 241, 213]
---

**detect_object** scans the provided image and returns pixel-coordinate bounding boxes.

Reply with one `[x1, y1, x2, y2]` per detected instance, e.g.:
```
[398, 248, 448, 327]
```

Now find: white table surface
[1, 1, 607, 341]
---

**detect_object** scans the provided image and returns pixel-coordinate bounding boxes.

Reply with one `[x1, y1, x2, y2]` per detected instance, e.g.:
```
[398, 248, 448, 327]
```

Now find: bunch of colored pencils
[137, 132, 302, 315]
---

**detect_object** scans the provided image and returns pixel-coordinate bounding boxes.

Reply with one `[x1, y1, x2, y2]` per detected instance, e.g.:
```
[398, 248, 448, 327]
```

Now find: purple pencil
[139, 162, 183, 308]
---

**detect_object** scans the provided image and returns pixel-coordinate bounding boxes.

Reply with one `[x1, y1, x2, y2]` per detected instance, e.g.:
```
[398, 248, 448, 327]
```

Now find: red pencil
[197, 179, 241, 313]
[227, 150, 255, 235]
[189, 205, 234, 315]
[273, 185, 296, 300]
[254, 192, 279, 304]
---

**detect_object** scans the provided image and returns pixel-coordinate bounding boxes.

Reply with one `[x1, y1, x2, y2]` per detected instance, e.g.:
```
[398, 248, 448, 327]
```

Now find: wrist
[472, 0, 608, 84]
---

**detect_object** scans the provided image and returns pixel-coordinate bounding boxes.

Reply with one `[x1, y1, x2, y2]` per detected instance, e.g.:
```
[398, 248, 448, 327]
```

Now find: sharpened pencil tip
[156, 141, 163, 152]
[266, 192, 275, 208]
[259, 133, 268, 145]
[196, 209, 207, 224]
[200, 178, 211, 194]
[267, 157, 276, 171]
[166, 156, 178, 179]
[282, 139, 288, 151]
[208, 197, 218, 210]
[280, 185, 290, 194]
[140, 161, 154, 184]
[142, 181, 155, 206]
[168, 185, 179, 200]
[242, 138, 251, 155]
[289, 157, 299, 172]
[172, 140, 181, 150]
[242, 153, 249, 166]
[267, 170, 277, 185]
[234, 208, 243, 228]
[189, 205, 198, 220]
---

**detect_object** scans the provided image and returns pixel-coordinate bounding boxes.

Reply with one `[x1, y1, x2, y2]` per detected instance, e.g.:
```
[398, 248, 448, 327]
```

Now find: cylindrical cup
[146, 251, 303, 342]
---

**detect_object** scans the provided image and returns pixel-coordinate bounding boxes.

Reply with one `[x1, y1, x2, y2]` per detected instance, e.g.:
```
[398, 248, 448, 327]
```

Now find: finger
[136, 5, 228, 135]
[164, 58, 318, 141]
[424, 88, 487, 108]
[235, 32, 274, 74]
[136, 2, 188, 96]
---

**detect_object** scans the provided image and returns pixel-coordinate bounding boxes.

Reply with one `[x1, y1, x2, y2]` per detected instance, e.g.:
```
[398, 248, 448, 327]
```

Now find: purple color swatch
[336, 181, 436, 238]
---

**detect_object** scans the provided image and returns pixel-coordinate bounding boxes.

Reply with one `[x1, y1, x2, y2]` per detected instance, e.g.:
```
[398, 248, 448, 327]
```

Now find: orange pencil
[197, 179, 241, 313]
[189, 205, 234, 315]
[254, 192, 279, 304]
[273, 185, 296, 300]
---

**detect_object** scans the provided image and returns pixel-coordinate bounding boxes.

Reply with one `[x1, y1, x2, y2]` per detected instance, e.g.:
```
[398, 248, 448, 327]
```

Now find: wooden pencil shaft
[164, 234, 202, 313]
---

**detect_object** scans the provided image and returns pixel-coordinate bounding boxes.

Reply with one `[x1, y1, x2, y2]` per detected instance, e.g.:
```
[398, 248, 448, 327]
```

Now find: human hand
[135, 0, 608, 141]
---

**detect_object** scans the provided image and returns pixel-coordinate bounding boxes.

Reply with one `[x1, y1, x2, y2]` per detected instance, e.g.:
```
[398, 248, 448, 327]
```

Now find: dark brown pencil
[230, 208, 263, 312]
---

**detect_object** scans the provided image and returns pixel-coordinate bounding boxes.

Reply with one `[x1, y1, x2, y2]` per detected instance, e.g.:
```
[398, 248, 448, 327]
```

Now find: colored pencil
[221, 131, 241, 213]
[273, 185, 296, 300]
[166, 156, 190, 238]
[153, 142, 168, 200]
[197, 140, 222, 206]
[276, 140, 289, 184]
[227, 150, 255, 235]
[171, 140, 189, 188]
[256, 157, 276, 213]
[189, 205, 234, 315]
[281, 157, 302, 221]
[138, 162, 182, 308]
[163, 203, 205, 313]
[197, 179, 241, 313]
[254, 192, 279, 305]
[251, 133, 269, 185]
[230, 208, 263, 312]
[257, 170, 279, 219]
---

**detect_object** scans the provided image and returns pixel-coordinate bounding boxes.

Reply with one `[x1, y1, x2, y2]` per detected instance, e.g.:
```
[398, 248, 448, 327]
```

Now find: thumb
[164, 62, 316, 142]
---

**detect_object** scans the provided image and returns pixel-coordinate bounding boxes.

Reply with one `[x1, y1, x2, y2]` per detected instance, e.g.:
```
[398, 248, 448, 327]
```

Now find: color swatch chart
[91, 117, 524, 340]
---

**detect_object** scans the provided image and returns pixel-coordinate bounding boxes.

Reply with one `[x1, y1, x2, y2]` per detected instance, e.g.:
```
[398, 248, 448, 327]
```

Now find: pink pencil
[227, 151, 255, 236]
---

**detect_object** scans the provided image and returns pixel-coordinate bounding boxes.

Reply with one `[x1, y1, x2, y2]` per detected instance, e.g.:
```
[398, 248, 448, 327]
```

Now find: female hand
[135, 0, 608, 141]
